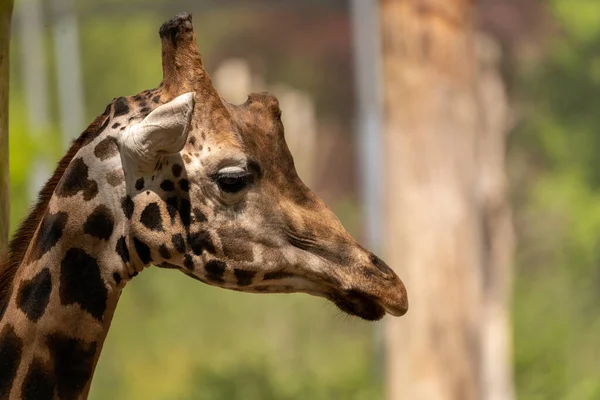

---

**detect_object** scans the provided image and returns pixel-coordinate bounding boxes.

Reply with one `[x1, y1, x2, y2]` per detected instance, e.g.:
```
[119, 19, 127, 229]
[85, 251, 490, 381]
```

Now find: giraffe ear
[119, 92, 195, 171]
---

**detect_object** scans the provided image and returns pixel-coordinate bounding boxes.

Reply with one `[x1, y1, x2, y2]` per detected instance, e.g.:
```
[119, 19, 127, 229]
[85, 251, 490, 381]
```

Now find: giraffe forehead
[177, 95, 286, 167]
[92, 88, 284, 176]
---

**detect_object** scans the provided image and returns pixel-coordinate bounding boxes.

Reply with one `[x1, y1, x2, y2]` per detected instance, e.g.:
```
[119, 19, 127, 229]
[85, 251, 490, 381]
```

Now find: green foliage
[512, 2, 600, 399]
[7, 93, 62, 234]
[551, 0, 600, 42]
[79, 15, 164, 118]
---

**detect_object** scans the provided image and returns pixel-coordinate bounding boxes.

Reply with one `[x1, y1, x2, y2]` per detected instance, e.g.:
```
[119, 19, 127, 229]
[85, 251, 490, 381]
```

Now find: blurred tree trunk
[380, 1, 514, 400]
[476, 34, 515, 400]
[0, 0, 12, 259]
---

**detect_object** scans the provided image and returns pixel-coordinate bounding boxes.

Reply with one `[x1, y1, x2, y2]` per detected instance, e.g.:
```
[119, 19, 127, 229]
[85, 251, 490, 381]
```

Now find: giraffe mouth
[160, 262, 405, 321]
[328, 290, 387, 321]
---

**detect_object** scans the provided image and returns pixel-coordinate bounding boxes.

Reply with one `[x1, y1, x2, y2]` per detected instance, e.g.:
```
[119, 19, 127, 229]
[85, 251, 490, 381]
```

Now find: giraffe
[0, 13, 408, 400]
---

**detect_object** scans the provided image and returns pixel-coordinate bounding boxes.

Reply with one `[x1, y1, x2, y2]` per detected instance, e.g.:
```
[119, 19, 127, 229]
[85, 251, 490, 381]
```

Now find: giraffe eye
[215, 172, 253, 193]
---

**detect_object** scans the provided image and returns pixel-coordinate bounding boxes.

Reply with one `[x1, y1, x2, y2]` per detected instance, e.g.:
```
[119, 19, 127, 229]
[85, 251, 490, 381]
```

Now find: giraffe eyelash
[212, 171, 254, 193]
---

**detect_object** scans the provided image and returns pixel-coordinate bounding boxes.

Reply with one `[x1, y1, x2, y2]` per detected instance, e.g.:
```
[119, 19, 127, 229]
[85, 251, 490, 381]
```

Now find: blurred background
[3, 0, 600, 399]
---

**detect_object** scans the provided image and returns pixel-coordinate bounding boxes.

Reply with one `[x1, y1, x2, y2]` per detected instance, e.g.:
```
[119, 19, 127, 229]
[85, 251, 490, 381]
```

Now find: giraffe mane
[0, 103, 113, 308]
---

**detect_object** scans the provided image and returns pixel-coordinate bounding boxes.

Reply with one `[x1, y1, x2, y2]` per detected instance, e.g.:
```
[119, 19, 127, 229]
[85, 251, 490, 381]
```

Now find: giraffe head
[116, 13, 407, 321]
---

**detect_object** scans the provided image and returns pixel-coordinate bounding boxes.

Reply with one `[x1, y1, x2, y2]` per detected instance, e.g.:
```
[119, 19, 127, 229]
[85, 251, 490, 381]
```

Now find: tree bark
[476, 34, 515, 400]
[380, 1, 513, 399]
[0, 0, 13, 259]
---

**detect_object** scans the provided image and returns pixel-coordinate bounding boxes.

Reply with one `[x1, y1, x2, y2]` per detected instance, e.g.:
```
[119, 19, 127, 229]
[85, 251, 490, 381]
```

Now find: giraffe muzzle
[311, 261, 407, 321]
[367, 254, 408, 317]
[332, 253, 408, 320]
[377, 276, 409, 317]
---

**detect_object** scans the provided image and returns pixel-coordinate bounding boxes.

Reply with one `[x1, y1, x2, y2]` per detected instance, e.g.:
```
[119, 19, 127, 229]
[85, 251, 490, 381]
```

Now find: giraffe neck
[0, 132, 139, 399]
[0, 228, 131, 399]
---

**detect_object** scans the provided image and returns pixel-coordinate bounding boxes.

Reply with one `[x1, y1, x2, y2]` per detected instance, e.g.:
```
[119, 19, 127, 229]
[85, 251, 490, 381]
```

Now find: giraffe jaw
[327, 285, 408, 321]
[160, 261, 406, 321]
[328, 290, 387, 321]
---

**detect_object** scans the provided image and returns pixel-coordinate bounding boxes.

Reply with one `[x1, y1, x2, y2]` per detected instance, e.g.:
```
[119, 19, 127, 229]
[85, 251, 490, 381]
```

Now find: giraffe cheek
[187, 230, 216, 256]
[218, 229, 255, 263]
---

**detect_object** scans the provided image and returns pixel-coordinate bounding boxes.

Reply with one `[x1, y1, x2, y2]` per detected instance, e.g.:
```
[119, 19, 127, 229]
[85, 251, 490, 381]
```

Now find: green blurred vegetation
[511, 1, 600, 399]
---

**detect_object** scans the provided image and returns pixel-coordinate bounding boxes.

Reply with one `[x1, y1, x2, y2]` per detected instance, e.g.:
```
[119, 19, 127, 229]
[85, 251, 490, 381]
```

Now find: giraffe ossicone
[0, 13, 407, 399]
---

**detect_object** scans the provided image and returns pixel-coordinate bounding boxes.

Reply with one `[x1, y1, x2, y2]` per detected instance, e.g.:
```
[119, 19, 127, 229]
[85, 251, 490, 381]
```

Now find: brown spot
[56, 158, 98, 201]
[192, 208, 207, 223]
[172, 164, 183, 178]
[140, 202, 164, 232]
[171, 234, 186, 253]
[121, 196, 134, 219]
[204, 260, 226, 282]
[219, 229, 254, 262]
[60, 248, 108, 321]
[188, 230, 215, 255]
[179, 179, 189, 192]
[31, 211, 68, 261]
[0, 325, 23, 397]
[21, 357, 55, 400]
[234, 269, 256, 286]
[135, 178, 145, 191]
[106, 169, 124, 187]
[159, 245, 171, 260]
[94, 137, 119, 160]
[16, 268, 52, 322]
[116, 236, 130, 263]
[113, 97, 130, 117]
[84, 205, 115, 240]
[46, 333, 97, 400]
[183, 254, 194, 270]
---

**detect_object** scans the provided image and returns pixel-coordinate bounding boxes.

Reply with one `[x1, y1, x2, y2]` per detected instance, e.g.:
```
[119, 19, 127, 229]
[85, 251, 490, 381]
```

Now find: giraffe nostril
[369, 254, 394, 277]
